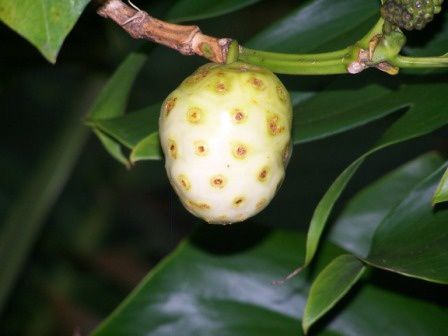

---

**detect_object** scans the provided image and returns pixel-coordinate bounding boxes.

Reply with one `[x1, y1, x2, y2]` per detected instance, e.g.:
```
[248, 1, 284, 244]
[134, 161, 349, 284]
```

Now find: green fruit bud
[159, 62, 292, 224]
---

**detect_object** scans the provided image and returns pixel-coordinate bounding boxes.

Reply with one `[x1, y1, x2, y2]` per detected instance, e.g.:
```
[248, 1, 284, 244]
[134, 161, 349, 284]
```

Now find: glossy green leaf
[326, 282, 448, 336]
[303, 255, 366, 334]
[329, 152, 444, 256]
[302, 82, 448, 270]
[294, 79, 396, 144]
[305, 159, 364, 266]
[433, 168, 448, 206]
[0, 0, 90, 63]
[93, 104, 160, 149]
[88, 53, 147, 120]
[166, 0, 261, 23]
[87, 53, 147, 165]
[367, 163, 448, 284]
[93, 129, 129, 168]
[92, 227, 448, 335]
[376, 85, 448, 147]
[294, 80, 448, 144]
[0, 80, 101, 313]
[130, 133, 161, 163]
[247, 0, 378, 52]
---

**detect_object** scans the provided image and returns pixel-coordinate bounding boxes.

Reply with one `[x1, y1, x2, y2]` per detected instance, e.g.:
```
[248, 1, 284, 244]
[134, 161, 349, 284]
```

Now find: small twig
[97, 0, 233, 63]
[272, 266, 304, 286]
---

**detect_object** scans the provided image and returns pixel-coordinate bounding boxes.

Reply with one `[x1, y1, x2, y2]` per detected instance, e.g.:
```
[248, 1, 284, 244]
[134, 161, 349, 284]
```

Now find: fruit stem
[390, 55, 448, 68]
[237, 46, 354, 75]
[234, 19, 386, 75]
[239, 47, 352, 61]
[357, 18, 385, 49]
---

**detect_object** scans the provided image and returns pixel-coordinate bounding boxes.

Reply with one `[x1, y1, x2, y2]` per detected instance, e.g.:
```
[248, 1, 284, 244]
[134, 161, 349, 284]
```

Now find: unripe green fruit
[159, 62, 293, 224]
[381, 0, 444, 31]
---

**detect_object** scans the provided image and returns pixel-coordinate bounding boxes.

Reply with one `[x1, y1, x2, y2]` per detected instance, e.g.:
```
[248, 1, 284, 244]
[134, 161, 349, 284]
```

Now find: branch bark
[97, 0, 233, 63]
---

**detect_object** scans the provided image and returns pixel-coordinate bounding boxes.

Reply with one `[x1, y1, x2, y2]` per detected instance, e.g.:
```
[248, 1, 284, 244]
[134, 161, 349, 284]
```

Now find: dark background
[1, 1, 446, 334]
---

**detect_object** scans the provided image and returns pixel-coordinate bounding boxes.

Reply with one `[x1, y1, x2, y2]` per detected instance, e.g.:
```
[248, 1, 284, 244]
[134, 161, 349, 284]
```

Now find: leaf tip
[128, 154, 138, 167]
[44, 54, 58, 64]
[302, 318, 311, 335]
[39, 45, 59, 64]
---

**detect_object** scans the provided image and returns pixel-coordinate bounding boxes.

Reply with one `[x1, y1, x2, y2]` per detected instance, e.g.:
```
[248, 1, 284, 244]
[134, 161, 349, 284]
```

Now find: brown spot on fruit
[232, 143, 248, 159]
[177, 175, 191, 191]
[267, 114, 285, 136]
[167, 139, 177, 159]
[188, 200, 211, 210]
[184, 67, 210, 86]
[163, 97, 177, 116]
[198, 68, 211, 76]
[210, 175, 227, 189]
[248, 77, 265, 90]
[232, 108, 246, 123]
[256, 198, 267, 210]
[187, 107, 202, 124]
[194, 141, 208, 156]
[215, 81, 228, 93]
[233, 197, 245, 207]
[258, 166, 270, 182]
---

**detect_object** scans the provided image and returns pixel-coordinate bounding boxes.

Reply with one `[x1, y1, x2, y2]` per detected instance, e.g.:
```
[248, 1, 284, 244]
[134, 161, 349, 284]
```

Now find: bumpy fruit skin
[159, 62, 292, 225]
[381, 0, 444, 31]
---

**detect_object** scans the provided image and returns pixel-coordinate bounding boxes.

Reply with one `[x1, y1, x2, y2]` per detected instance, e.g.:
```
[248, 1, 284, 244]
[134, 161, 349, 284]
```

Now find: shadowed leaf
[166, 0, 262, 23]
[432, 167, 448, 206]
[329, 152, 444, 256]
[303, 255, 366, 334]
[0, 0, 90, 62]
[91, 228, 448, 335]
[367, 163, 448, 284]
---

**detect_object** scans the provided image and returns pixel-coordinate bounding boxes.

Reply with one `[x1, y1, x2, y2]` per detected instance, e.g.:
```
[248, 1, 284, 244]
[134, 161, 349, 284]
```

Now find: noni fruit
[381, 0, 444, 30]
[159, 62, 292, 224]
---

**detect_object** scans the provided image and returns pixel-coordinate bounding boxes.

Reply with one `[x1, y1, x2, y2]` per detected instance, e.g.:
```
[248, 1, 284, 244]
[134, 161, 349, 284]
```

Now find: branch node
[123, 11, 147, 25]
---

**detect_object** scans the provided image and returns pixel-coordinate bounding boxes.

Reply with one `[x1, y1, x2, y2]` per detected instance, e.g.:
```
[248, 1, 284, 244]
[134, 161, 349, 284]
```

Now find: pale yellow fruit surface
[159, 62, 292, 224]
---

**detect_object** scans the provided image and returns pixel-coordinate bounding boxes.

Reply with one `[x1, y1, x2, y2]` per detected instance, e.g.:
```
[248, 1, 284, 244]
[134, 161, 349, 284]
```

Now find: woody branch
[97, 0, 233, 63]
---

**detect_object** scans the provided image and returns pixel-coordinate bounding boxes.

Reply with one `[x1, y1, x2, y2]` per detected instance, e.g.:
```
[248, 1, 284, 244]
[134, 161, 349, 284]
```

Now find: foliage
[0, 0, 90, 62]
[1, 0, 447, 335]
